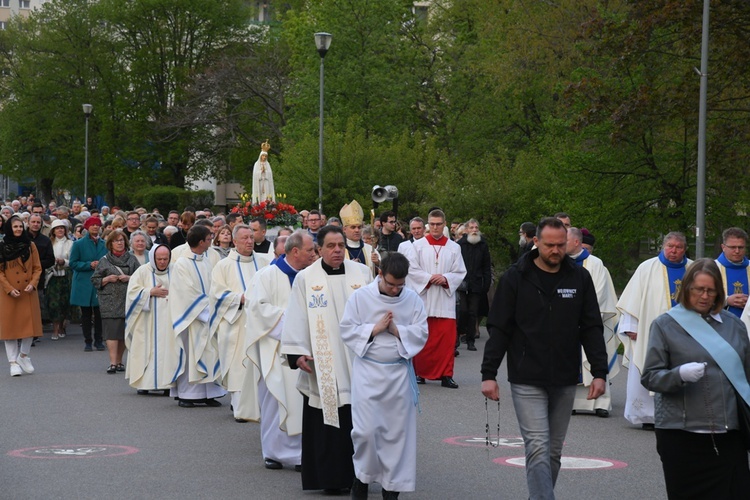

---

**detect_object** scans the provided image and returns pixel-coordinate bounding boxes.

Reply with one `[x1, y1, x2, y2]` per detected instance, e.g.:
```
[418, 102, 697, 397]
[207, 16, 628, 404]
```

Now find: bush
[131, 186, 215, 214]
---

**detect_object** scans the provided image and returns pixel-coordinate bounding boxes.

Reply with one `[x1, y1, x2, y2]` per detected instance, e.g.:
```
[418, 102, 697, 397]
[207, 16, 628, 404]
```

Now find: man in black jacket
[28, 213, 55, 323]
[457, 219, 491, 351]
[481, 217, 607, 500]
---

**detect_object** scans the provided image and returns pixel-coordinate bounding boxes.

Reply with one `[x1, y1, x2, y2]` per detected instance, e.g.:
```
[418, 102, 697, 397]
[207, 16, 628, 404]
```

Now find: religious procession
[3, 143, 750, 499]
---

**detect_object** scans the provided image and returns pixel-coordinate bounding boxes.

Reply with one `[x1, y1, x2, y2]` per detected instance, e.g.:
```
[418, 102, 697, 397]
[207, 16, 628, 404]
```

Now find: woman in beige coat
[0, 215, 43, 376]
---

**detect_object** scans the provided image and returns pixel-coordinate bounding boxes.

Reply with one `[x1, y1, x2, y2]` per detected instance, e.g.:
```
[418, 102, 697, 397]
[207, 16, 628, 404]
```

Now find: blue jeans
[510, 384, 576, 500]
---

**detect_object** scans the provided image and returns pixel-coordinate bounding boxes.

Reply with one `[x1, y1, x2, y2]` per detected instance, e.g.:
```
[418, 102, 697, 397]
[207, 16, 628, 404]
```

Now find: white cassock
[340, 278, 428, 493]
[573, 253, 621, 412]
[209, 249, 269, 409]
[124, 259, 181, 391]
[170, 251, 225, 400]
[616, 255, 691, 424]
[397, 240, 416, 288]
[238, 260, 304, 466]
[281, 259, 372, 427]
[171, 243, 221, 269]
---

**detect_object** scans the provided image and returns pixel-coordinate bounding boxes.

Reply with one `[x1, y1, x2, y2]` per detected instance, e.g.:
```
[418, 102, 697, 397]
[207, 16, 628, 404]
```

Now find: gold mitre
[261, 139, 271, 154]
[339, 200, 364, 226]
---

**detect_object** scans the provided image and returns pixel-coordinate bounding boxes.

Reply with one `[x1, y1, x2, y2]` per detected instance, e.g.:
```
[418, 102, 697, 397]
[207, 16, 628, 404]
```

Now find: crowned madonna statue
[251, 139, 276, 204]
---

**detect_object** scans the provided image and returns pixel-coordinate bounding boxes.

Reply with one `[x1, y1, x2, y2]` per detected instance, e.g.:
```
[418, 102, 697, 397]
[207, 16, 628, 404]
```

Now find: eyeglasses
[428, 222, 444, 227]
[689, 287, 717, 297]
[723, 245, 746, 251]
[382, 276, 406, 289]
[307, 218, 321, 222]
[386, 220, 396, 224]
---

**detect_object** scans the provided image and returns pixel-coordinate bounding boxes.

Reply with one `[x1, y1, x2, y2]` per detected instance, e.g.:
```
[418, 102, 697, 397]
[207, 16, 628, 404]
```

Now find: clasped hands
[372, 311, 400, 339]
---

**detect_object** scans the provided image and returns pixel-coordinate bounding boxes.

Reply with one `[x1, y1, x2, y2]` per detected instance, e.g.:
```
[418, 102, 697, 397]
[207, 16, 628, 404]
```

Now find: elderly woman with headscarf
[91, 229, 140, 374]
[0, 215, 43, 376]
[47, 219, 74, 340]
[125, 243, 181, 395]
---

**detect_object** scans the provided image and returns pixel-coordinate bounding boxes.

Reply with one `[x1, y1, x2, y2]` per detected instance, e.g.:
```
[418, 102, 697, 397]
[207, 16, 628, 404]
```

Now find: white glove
[679, 362, 706, 383]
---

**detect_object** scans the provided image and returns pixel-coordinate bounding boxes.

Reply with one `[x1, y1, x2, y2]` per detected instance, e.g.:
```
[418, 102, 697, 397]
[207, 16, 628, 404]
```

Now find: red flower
[264, 213, 274, 220]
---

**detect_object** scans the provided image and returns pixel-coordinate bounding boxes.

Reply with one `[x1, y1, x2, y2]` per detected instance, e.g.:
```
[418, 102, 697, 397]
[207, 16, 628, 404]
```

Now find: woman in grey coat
[642, 258, 750, 499]
[91, 230, 140, 374]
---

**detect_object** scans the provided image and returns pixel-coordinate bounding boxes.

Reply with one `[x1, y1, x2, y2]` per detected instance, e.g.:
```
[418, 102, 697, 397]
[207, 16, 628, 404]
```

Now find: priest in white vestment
[616, 232, 690, 426]
[280, 226, 372, 492]
[169, 225, 226, 407]
[209, 224, 270, 411]
[340, 253, 428, 498]
[124, 244, 181, 394]
[567, 228, 621, 416]
[239, 230, 316, 470]
[339, 200, 379, 274]
[406, 209, 466, 388]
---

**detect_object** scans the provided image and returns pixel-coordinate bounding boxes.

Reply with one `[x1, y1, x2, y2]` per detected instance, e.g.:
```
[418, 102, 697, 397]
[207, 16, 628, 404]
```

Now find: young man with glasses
[406, 209, 466, 389]
[715, 227, 750, 317]
[377, 211, 403, 254]
[306, 210, 323, 245]
[616, 231, 692, 429]
[341, 252, 428, 500]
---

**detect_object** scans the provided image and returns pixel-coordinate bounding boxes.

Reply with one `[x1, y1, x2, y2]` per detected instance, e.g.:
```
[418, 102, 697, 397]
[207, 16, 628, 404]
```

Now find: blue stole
[667, 305, 750, 405]
[717, 253, 750, 317]
[572, 248, 590, 267]
[659, 252, 687, 307]
[273, 257, 298, 287]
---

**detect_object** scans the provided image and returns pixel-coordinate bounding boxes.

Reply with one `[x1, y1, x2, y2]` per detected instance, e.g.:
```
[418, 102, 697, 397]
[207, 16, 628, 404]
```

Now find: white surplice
[209, 250, 269, 399]
[573, 253, 621, 412]
[616, 255, 691, 424]
[169, 251, 224, 400]
[340, 278, 428, 493]
[238, 261, 304, 465]
[124, 260, 181, 390]
[406, 236, 466, 318]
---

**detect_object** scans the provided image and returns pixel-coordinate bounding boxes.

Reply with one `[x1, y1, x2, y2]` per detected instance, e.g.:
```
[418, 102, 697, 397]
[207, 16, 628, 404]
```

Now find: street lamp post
[83, 103, 93, 202]
[695, 0, 709, 258]
[314, 32, 332, 215]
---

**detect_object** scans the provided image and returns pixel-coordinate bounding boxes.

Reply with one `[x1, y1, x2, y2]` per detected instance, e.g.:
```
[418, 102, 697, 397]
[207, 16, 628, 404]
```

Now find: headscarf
[0, 215, 32, 264]
[149, 243, 171, 273]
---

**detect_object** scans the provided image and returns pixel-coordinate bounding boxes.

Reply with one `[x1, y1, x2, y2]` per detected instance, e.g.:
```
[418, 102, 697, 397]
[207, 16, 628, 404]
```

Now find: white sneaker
[16, 355, 34, 374]
[10, 363, 22, 377]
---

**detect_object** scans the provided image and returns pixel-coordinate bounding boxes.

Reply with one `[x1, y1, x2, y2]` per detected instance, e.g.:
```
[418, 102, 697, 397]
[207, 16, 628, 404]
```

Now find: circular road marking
[8, 445, 139, 459]
[495, 456, 627, 470]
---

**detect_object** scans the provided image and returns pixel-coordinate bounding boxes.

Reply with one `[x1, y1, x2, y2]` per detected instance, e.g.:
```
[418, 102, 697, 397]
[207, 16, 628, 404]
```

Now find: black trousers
[457, 291, 481, 340]
[80, 306, 102, 344]
[656, 428, 750, 499]
[300, 396, 354, 491]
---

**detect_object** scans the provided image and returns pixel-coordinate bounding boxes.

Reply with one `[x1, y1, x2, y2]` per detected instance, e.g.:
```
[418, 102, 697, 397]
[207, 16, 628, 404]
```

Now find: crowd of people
[3, 195, 750, 499]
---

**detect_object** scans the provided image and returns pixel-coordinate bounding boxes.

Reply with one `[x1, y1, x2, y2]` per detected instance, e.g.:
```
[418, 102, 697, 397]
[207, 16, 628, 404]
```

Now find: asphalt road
[1, 326, 668, 499]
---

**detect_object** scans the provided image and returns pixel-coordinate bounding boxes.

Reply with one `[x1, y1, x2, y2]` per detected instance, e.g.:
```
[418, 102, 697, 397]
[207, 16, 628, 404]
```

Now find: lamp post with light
[83, 103, 93, 202]
[314, 32, 332, 214]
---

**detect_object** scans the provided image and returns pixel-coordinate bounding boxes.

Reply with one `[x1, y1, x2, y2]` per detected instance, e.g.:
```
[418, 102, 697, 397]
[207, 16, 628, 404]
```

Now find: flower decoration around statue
[231, 194, 299, 227]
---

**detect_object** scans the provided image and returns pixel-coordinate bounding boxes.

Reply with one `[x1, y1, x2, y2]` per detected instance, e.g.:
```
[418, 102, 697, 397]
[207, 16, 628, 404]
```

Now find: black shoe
[467, 343, 477, 351]
[382, 489, 400, 499]
[642, 423, 655, 430]
[234, 417, 248, 423]
[204, 398, 222, 407]
[162, 390, 171, 397]
[416, 376, 425, 385]
[294, 464, 302, 472]
[115, 363, 125, 372]
[94, 342, 106, 351]
[107, 364, 117, 374]
[351, 477, 369, 499]
[137, 390, 149, 395]
[595, 409, 609, 418]
[178, 400, 196, 408]
[264, 458, 282, 470]
[454, 350, 460, 357]
[84, 343, 93, 352]
[441, 376, 458, 389]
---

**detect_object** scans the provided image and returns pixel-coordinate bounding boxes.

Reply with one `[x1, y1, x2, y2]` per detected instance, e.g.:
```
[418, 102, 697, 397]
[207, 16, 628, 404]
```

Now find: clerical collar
[571, 248, 590, 266]
[658, 252, 687, 269]
[321, 259, 345, 275]
[346, 238, 363, 249]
